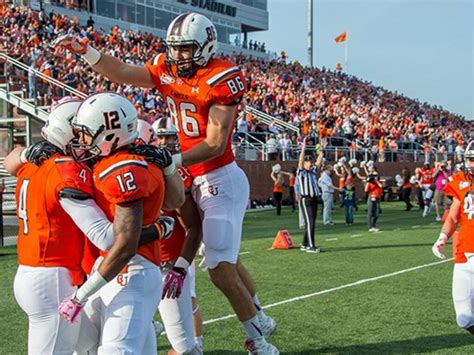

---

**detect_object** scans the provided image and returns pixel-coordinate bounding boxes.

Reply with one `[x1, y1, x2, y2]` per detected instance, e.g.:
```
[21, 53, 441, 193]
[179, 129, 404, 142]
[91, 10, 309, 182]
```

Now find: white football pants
[75, 255, 162, 355]
[453, 255, 474, 329]
[14, 265, 80, 355]
[192, 162, 249, 269]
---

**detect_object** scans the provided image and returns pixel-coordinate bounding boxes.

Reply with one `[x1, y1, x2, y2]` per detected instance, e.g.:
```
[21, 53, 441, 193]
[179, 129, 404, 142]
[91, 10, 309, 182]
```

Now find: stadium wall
[237, 160, 423, 202]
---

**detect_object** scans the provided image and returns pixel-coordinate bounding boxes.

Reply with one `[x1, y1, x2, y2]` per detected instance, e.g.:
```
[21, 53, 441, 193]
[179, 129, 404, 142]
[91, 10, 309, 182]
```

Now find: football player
[432, 140, 474, 333]
[4, 97, 175, 355]
[59, 92, 183, 354]
[418, 162, 435, 216]
[54, 14, 278, 354]
[151, 117, 204, 354]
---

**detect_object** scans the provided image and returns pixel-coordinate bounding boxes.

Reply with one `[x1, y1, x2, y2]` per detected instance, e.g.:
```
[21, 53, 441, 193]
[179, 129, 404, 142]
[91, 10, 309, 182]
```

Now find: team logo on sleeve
[160, 73, 175, 85]
[459, 181, 470, 190]
[208, 185, 219, 196]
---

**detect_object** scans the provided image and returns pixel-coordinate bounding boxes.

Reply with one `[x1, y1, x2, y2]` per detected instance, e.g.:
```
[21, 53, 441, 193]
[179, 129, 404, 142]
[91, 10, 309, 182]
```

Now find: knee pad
[203, 217, 239, 269]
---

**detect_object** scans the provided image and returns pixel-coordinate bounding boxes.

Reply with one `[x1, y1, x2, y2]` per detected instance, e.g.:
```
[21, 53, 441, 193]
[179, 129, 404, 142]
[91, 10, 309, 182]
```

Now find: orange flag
[335, 31, 348, 43]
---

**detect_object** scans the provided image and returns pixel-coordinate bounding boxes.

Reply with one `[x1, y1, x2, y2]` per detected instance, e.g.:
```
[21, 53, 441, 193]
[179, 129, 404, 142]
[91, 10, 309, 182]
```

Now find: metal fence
[0, 191, 18, 247]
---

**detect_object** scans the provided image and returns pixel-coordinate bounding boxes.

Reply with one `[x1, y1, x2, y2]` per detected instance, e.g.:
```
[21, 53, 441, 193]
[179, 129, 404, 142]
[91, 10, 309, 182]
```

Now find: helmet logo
[104, 111, 121, 130]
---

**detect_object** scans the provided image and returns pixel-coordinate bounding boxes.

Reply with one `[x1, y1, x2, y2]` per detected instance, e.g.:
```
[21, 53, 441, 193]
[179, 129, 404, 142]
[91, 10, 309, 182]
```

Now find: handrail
[244, 106, 300, 134]
[0, 53, 87, 99]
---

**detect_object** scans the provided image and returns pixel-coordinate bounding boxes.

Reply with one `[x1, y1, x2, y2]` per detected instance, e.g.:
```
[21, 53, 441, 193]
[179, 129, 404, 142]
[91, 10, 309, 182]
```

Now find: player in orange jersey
[54, 14, 278, 353]
[432, 140, 474, 334]
[4, 97, 175, 355]
[58, 93, 184, 354]
[148, 118, 204, 354]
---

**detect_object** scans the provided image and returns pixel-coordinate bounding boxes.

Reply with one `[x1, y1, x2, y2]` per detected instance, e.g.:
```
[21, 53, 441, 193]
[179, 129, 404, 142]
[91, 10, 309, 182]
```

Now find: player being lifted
[432, 140, 474, 334]
[54, 12, 278, 354]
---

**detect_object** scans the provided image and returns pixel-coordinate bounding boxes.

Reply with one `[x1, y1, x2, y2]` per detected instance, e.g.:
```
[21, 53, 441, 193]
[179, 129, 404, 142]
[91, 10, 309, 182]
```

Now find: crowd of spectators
[0, 5, 471, 159]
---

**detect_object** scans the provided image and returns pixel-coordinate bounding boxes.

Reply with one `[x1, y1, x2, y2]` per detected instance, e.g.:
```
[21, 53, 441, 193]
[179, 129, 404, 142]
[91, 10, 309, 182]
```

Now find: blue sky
[250, 0, 473, 120]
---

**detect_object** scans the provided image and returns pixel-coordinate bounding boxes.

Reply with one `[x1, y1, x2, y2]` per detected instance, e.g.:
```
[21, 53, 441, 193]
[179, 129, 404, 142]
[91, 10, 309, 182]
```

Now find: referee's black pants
[301, 196, 318, 248]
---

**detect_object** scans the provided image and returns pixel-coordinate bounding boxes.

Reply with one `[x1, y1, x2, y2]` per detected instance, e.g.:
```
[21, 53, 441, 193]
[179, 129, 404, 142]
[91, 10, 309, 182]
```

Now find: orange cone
[272, 230, 295, 249]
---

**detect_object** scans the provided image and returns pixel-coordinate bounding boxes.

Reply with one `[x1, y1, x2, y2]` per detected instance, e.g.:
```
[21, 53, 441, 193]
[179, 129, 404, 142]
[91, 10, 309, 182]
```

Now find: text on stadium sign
[177, 0, 237, 17]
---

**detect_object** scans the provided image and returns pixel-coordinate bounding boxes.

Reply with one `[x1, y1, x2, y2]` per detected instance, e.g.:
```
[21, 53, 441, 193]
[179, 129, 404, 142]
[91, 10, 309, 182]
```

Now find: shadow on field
[325, 243, 433, 253]
[310, 333, 474, 353]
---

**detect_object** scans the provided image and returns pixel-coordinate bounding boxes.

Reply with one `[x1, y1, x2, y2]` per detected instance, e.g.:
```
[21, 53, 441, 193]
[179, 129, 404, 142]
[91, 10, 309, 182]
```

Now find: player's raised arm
[53, 35, 154, 88]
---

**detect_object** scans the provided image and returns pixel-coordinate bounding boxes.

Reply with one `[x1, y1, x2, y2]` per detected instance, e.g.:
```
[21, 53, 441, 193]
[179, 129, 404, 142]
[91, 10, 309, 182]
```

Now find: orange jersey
[420, 167, 435, 185]
[16, 156, 94, 285]
[444, 172, 474, 263]
[289, 176, 295, 188]
[93, 150, 165, 265]
[367, 182, 383, 199]
[160, 210, 186, 263]
[159, 167, 194, 262]
[146, 54, 247, 176]
[273, 183, 283, 193]
[178, 166, 193, 193]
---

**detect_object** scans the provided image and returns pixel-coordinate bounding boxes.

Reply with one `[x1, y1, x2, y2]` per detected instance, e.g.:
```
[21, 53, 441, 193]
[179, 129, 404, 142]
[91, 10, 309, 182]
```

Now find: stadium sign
[177, 0, 237, 17]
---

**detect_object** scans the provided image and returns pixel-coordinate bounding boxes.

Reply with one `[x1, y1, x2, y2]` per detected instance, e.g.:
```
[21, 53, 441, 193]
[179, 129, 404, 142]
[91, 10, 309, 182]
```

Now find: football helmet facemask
[464, 140, 474, 177]
[152, 117, 181, 155]
[165, 12, 218, 78]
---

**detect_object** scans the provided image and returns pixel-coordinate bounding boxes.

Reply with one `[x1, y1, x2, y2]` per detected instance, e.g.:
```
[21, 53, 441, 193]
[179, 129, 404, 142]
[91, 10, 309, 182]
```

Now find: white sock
[195, 335, 203, 349]
[252, 294, 263, 314]
[242, 315, 263, 339]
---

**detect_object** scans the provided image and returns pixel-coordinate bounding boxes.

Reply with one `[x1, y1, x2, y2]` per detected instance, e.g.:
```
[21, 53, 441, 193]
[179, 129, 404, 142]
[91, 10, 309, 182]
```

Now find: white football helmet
[464, 140, 474, 176]
[41, 97, 83, 152]
[153, 117, 181, 154]
[71, 92, 138, 162]
[166, 12, 218, 77]
[137, 120, 155, 145]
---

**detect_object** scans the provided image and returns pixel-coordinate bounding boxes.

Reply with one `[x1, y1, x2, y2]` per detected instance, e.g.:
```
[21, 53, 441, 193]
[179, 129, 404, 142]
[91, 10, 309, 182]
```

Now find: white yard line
[203, 258, 452, 325]
[239, 251, 251, 255]
[411, 225, 420, 228]
[326, 238, 338, 241]
[350, 234, 363, 238]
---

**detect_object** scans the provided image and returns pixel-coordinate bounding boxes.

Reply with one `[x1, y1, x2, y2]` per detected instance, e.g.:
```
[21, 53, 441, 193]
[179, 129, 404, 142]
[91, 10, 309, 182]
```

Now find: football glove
[129, 145, 176, 176]
[432, 232, 448, 259]
[52, 35, 101, 66]
[20, 141, 62, 166]
[155, 215, 175, 240]
[162, 266, 187, 299]
[58, 294, 84, 323]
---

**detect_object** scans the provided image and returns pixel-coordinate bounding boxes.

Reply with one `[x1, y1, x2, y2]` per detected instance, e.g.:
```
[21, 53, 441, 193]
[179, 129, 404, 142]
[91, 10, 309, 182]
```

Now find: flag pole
[345, 32, 348, 73]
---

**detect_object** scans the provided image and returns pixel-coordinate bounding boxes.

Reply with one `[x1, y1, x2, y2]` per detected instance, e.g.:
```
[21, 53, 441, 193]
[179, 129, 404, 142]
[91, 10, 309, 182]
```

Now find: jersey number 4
[18, 179, 30, 235]
[167, 97, 200, 137]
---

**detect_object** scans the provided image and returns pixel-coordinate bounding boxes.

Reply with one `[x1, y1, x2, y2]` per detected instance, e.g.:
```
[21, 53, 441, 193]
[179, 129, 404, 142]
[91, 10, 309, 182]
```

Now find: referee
[297, 138, 324, 253]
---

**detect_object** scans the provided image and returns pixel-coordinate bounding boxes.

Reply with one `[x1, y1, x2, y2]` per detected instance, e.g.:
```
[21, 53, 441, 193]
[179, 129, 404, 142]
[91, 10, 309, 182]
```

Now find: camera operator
[365, 173, 383, 232]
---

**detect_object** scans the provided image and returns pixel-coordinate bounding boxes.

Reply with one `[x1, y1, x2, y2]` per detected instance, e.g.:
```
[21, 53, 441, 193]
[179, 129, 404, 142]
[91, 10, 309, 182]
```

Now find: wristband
[83, 45, 102, 66]
[163, 162, 177, 177]
[75, 271, 107, 303]
[439, 232, 448, 241]
[174, 256, 190, 269]
[19, 148, 28, 164]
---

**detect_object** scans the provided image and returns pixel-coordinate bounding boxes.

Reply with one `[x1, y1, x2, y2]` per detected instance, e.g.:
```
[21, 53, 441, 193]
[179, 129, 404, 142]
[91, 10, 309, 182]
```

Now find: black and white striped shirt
[296, 167, 321, 198]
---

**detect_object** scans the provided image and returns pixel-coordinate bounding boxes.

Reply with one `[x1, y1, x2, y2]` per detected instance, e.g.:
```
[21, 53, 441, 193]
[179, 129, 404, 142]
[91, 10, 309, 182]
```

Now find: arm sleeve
[59, 197, 115, 251]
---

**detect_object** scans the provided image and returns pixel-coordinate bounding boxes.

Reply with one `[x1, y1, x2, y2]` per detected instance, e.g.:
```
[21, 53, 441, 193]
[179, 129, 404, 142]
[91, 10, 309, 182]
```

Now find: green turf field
[1, 202, 473, 354]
